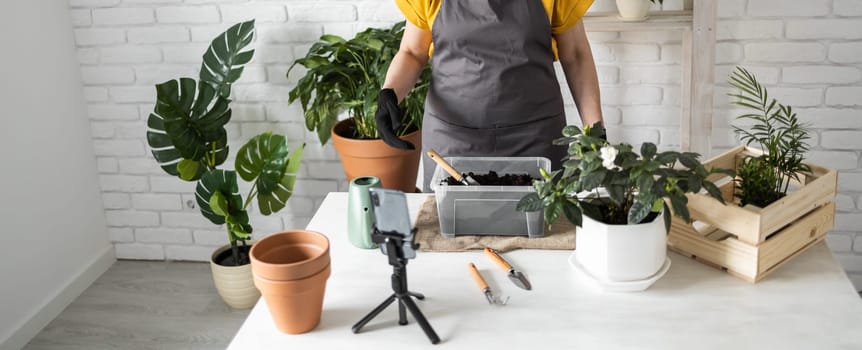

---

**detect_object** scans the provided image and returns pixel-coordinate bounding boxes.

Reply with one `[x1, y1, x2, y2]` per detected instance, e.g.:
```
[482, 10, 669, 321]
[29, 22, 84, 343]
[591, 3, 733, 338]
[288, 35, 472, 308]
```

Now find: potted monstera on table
[518, 124, 730, 291]
[146, 20, 304, 308]
[288, 21, 431, 193]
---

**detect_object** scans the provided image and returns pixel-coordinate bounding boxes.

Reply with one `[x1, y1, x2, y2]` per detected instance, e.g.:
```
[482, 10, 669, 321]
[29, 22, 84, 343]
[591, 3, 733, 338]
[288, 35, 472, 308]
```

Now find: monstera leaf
[201, 19, 255, 98]
[146, 78, 231, 180]
[236, 132, 305, 215]
[195, 169, 251, 241]
[146, 20, 256, 181]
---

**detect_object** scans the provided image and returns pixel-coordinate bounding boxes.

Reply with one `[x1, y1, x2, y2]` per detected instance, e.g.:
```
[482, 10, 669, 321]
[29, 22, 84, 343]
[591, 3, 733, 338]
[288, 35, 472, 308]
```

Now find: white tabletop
[229, 193, 862, 350]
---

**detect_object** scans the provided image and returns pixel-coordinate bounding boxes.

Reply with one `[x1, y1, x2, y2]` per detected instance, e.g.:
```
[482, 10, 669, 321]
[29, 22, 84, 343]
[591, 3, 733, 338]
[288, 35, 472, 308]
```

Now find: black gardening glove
[375, 88, 415, 150]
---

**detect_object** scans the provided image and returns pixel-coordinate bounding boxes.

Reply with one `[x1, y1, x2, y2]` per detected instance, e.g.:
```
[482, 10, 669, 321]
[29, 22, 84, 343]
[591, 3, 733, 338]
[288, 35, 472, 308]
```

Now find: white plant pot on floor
[616, 0, 651, 20]
[572, 210, 670, 291]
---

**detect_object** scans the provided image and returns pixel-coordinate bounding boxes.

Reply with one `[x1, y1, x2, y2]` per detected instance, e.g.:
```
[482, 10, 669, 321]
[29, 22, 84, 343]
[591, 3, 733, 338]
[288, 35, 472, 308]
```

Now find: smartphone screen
[369, 188, 416, 259]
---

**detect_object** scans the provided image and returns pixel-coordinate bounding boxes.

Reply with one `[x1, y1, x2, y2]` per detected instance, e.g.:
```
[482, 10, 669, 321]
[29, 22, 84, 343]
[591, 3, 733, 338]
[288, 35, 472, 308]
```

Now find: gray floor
[24, 260, 250, 350]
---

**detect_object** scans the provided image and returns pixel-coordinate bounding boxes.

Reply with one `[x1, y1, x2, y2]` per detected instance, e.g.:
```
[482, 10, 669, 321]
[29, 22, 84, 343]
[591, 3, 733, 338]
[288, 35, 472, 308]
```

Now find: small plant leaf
[628, 198, 652, 224]
[177, 159, 203, 181]
[209, 191, 229, 217]
[641, 143, 657, 160]
[562, 200, 583, 227]
[517, 192, 544, 212]
[562, 125, 582, 137]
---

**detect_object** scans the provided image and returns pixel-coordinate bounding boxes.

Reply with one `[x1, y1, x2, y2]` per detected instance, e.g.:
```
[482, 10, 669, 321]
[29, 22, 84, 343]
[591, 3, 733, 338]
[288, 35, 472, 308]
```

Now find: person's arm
[555, 21, 603, 128]
[383, 22, 432, 102]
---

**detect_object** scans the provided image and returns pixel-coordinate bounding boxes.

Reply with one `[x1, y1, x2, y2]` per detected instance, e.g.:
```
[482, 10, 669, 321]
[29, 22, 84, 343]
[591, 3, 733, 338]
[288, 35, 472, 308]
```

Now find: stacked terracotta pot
[250, 230, 331, 334]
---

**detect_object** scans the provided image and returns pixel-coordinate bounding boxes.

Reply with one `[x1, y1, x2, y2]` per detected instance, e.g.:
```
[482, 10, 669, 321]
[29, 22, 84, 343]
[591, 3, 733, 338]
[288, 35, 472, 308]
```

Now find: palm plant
[287, 21, 431, 144]
[728, 66, 812, 206]
[146, 20, 304, 265]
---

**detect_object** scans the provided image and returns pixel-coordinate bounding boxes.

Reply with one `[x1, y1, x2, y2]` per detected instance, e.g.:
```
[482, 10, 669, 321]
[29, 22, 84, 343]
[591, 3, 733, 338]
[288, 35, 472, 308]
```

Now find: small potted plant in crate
[518, 123, 730, 291]
[667, 67, 838, 282]
[288, 21, 431, 193]
[146, 20, 305, 308]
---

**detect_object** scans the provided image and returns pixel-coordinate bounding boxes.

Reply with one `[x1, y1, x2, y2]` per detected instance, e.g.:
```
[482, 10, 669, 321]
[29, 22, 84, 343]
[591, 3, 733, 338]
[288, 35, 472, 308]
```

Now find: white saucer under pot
[575, 210, 668, 284]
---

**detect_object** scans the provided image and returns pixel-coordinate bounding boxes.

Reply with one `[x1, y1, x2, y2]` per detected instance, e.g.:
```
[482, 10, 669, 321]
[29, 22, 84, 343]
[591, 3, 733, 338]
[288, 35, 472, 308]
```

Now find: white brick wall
[712, 0, 862, 289]
[69, 0, 862, 290]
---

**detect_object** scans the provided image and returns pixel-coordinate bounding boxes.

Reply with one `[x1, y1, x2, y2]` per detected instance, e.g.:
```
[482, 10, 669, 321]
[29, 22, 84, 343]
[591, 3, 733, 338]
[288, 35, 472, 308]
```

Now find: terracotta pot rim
[250, 230, 330, 280]
[254, 263, 331, 286]
[331, 119, 421, 158]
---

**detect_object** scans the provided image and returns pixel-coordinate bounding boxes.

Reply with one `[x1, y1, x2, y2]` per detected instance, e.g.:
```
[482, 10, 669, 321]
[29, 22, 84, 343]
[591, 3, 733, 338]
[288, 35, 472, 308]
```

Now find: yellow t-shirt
[394, 0, 594, 58]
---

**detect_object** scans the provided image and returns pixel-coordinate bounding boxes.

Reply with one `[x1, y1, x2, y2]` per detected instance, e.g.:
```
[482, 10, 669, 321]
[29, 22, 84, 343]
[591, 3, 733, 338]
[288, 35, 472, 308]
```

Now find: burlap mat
[414, 196, 576, 252]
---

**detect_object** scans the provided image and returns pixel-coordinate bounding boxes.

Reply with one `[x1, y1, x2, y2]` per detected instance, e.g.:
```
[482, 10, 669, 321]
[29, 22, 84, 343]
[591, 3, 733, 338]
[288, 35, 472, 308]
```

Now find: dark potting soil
[591, 201, 661, 225]
[214, 244, 252, 266]
[444, 171, 537, 186]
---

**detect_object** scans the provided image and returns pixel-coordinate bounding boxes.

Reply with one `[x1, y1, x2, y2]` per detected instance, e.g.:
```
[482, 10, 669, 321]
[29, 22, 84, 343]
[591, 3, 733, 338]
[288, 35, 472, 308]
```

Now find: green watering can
[347, 176, 382, 249]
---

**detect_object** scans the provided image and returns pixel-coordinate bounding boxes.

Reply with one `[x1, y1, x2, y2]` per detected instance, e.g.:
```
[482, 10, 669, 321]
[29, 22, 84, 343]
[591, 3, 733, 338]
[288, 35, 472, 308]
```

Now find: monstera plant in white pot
[146, 20, 304, 308]
[518, 123, 731, 291]
[617, 0, 663, 20]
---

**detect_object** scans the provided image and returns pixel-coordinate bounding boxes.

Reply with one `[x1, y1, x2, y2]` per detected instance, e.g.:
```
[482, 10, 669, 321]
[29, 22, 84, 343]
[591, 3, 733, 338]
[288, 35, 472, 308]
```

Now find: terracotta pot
[250, 230, 331, 281]
[331, 118, 421, 193]
[254, 264, 332, 334]
[210, 244, 260, 309]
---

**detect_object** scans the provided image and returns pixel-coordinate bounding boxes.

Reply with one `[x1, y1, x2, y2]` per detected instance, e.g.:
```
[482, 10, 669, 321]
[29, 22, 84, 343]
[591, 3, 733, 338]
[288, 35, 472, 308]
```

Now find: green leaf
[607, 185, 625, 205]
[688, 173, 703, 193]
[678, 152, 701, 169]
[320, 34, 346, 44]
[562, 201, 583, 227]
[236, 132, 288, 191]
[177, 159, 203, 181]
[209, 191, 229, 217]
[562, 125, 582, 137]
[517, 192, 544, 212]
[641, 143, 657, 160]
[195, 169, 247, 228]
[651, 198, 664, 212]
[669, 195, 690, 223]
[628, 198, 652, 224]
[200, 20, 256, 98]
[147, 78, 231, 180]
[257, 143, 305, 215]
[702, 181, 726, 204]
[581, 168, 607, 190]
[544, 201, 563, 226]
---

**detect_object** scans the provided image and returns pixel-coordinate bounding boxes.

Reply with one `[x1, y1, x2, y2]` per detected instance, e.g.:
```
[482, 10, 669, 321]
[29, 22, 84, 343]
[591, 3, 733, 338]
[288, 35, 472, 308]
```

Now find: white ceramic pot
[616, 0, 651, 20]
[576, 210, 667, 282]
[211, 243, 260, 309]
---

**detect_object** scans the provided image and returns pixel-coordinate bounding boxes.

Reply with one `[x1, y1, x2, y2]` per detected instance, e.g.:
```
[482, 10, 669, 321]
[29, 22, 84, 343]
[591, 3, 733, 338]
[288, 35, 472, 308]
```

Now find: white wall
[0, 1, 114, 349]
[66, 0, 862, 288]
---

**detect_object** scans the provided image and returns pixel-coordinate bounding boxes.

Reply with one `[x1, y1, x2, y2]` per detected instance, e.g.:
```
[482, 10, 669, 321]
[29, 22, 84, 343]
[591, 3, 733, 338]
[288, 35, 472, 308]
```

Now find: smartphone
[369, 188, 416, 259]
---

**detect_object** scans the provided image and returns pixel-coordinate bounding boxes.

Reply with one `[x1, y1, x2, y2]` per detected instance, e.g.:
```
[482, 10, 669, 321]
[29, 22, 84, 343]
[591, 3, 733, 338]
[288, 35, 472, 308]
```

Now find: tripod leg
[352, 294, 397, 334]
[398, 299, 408, 325]
[401, 296, 440, 344]
[408, 292, 425, 300]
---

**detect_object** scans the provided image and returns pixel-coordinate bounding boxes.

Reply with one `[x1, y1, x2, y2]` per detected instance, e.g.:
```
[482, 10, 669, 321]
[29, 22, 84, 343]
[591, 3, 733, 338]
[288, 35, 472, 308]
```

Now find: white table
[229, 193, 862, 349]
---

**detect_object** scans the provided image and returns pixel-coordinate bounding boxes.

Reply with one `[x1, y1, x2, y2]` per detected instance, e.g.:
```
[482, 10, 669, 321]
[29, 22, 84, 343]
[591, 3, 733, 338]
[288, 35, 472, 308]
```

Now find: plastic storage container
[430, 157, 551, 238]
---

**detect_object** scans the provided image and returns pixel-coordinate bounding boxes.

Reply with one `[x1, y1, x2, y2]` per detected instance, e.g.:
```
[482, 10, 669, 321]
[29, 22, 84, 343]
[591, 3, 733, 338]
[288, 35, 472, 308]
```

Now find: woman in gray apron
[376, 0, 604, 192]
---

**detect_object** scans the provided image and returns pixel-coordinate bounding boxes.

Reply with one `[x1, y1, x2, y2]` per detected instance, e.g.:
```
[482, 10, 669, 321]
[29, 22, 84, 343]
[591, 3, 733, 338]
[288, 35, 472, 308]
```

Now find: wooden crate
[667, 146, 837, 282]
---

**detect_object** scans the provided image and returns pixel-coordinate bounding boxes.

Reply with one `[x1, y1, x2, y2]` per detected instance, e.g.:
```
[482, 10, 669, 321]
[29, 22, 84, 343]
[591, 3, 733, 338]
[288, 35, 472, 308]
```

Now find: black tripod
[351, 230, 440, 344]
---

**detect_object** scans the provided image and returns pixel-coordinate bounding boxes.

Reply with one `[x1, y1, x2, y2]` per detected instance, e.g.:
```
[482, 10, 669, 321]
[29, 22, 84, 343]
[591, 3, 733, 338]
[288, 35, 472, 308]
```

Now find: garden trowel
[484, 247, 532, 290]
[427, 149, 480, 185]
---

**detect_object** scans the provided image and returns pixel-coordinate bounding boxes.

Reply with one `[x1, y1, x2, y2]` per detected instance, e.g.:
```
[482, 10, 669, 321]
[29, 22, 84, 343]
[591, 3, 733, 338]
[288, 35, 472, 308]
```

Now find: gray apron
[422, 0, 567, 192]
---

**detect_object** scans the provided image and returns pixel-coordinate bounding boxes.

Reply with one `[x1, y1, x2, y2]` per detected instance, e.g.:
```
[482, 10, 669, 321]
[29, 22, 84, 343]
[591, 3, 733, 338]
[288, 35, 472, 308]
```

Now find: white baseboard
[0, 245, 116, 350]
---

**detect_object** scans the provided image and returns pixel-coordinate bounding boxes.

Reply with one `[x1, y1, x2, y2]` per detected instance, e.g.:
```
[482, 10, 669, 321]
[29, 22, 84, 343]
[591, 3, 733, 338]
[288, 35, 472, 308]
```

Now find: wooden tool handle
[427, 149, 464, 181]
[484, 247, 512, 271]
[468, 263, 489, 290]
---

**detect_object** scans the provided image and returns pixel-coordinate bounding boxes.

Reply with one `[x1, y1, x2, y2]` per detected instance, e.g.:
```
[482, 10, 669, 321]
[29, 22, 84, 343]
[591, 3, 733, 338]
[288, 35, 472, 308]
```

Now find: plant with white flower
[518, 122, 733, 229]
[599, 146, 621, 171]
